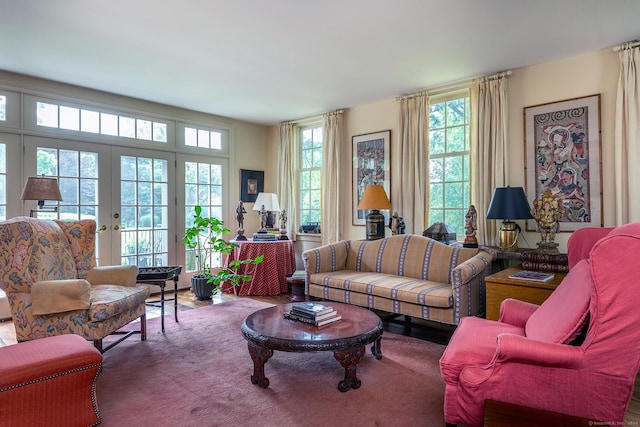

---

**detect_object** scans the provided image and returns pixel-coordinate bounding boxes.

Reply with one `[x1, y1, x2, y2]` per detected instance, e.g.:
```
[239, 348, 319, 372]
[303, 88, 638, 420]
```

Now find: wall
[267, 46, 622, 254]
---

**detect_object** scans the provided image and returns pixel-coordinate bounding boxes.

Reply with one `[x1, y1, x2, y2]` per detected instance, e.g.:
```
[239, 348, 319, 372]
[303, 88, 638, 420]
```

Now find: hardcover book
[520, 261, 569, 273]
[291, 302, 334, 316]
[290, 308, 337, 321]
[284, 312, 342, 327]
[508, 270, 554, 282]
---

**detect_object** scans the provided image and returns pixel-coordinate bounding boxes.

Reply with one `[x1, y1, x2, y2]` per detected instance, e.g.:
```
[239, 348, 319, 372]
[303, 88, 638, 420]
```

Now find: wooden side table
[485, 266, 567, 321]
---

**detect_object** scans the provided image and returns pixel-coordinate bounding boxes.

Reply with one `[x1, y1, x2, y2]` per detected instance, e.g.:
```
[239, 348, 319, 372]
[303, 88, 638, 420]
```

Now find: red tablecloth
[223, 239, 296, 296]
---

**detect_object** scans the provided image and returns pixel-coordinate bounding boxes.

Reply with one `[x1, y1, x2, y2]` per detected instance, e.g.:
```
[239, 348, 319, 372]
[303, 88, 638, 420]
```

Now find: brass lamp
[486, 186, 533, 251]
[20, 176, 63, 217]
[358, 185, 391, 240]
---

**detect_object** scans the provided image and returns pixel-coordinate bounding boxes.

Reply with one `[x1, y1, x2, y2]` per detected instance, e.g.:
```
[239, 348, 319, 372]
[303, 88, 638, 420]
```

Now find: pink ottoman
[0, 334, 103, 427]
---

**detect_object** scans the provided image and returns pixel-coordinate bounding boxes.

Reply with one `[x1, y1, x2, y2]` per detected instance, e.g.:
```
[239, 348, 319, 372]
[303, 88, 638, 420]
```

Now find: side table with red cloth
[223, 239, 296, 296]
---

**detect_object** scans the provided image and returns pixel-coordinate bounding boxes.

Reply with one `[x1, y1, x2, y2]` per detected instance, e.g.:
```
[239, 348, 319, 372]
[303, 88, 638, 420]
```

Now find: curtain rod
[613, 40, 640, 52]
[280, 109, 344, 126]
[396, 70, 512, 100]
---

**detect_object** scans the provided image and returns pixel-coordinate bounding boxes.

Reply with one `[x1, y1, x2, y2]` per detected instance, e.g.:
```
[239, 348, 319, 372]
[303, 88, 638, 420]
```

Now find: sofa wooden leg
[93, 339, 103, 353]
[140, 313, 147, 341]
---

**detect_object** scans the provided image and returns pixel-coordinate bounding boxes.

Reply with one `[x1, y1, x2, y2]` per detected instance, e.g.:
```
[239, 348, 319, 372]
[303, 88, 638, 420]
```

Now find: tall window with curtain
[298, 125, 322, 232]
[428, 94, 471, 235]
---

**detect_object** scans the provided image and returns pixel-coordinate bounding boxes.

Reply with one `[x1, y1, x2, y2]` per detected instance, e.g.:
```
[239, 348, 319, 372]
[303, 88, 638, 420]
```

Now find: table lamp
[253, 192, 280, 232]
[20, 176, 63, 217]
[486, 186, 533, 251]
[358, 185, 391, 240]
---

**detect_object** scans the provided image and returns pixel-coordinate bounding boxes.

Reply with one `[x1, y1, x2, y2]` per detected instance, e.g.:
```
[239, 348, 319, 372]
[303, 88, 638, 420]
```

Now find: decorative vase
[191, 276, 215, 301]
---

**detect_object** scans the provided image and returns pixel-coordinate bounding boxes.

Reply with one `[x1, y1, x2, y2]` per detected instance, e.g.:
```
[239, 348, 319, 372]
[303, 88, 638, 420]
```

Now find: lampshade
[486, 187, 533, 220]
[357, 185, 391, 211]
[252, 192, 280, 212]
[20, 176, 63, 203]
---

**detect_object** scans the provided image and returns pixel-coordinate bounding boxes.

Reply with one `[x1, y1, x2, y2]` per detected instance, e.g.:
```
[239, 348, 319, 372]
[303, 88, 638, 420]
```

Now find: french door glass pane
[120, 155, 169, 267]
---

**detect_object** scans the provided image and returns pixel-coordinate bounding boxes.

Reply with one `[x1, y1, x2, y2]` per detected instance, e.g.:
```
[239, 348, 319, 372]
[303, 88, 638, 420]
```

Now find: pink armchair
[0, 217, 150, 352]
[439, 222, 640, 426]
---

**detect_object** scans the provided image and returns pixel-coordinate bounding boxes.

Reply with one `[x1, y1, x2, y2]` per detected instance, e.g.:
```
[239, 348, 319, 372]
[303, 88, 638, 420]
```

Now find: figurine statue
[531, 189, 565, 253]
[388, 211, 399, 235]
[463, 205, 479, 248]
[279, 209, 288, 240]
[258, 204, 267, 232]
[397, 216, 406, 235]
[235, 201, 247, 241]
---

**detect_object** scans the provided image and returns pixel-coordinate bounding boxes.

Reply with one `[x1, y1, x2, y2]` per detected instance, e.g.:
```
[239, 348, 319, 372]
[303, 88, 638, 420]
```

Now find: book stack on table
[284, 302, 341, 327]
[520, 252, 569, 273]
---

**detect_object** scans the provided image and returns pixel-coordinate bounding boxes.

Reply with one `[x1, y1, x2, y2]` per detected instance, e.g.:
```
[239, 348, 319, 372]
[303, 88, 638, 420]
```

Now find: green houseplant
[183, 205, 263, 300]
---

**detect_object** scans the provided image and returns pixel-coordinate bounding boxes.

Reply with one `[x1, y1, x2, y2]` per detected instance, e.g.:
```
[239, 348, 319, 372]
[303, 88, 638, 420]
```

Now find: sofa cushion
[525, 259, 592, 343]
[311, 270, 453, 308]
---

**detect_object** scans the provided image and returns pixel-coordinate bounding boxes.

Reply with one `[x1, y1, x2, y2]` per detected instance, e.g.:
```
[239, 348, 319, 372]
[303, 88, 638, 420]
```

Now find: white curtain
[396, 93, 429, 234]
[277, 122, 296, 240]
[614, 44, 640, 224]
[321, 110, 343, 245]
[470, 73, 509, 246]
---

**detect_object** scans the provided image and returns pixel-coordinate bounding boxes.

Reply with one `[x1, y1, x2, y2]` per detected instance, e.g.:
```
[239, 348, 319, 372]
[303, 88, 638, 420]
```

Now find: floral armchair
[0, 217, 150, 352]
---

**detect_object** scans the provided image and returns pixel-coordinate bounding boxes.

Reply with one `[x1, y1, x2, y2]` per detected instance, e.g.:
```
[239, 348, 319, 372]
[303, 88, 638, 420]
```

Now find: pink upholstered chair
[439, 222, 640, 426]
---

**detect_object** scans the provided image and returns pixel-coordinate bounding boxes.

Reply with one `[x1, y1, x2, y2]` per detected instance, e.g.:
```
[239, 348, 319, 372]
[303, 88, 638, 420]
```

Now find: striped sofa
[302, 235, 496, 326]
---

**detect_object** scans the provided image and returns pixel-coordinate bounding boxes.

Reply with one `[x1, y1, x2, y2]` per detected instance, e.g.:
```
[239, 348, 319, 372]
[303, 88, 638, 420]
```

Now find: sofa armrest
[450, 249, 495, 287]
[302, 241, 349, 275]
[86, 265, 139, 287]
[493, 333, 583, 368]
[31, 279, 91, 315]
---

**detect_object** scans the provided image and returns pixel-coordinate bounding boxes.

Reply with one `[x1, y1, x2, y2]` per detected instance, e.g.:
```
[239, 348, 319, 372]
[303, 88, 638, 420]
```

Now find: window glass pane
[37, 102, 58, 128]
[0, 143, 5, 174]
[0, 95, 6, 121]
[185, 128, 197, 146]
[153, 122, 167, 142]
[210, 131, 222, 149]
[137, 157, 152, 181]
[445, 155, 463, 181]
[120, 116, 136, 138]
[121, 156, 137, 181]
[59, 150, 79, 177]
[101, 113, 118, 136]
[446, 99, 465, 126]
[430, 183, 443, 208]
[81, 110, 100, 133]
[446, 126, 465, 152]
[137, 119, 152, 140]
[59, 106, 79, 131]
[198, 130, 209, 148]
[429, 129, 445, 154]
[430, 158, 444, 182]
[37, 147, 58, 176]
[429, 103, 445, 129]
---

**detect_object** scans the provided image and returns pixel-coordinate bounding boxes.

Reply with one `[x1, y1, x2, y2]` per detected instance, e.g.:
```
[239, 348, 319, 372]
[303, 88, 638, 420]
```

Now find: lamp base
[497, 221, 520, 251]
[366, 210, 386, 240]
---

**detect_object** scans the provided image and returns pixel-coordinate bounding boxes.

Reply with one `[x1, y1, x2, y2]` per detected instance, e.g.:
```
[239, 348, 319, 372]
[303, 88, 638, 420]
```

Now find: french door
[24, 137, 177, 268]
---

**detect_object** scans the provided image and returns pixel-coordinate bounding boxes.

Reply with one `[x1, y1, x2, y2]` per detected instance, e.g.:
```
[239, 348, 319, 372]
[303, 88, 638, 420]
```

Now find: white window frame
[297, 123, 323, 233]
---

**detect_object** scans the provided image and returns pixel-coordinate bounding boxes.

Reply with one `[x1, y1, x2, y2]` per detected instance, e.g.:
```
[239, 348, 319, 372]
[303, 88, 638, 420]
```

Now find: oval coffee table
[241, 302, 383, 392]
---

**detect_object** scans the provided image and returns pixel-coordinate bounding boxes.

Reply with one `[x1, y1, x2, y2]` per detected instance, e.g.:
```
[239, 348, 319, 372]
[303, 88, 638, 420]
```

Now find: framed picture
[524, 94, 603, 232]
[352, 130, 391, 225]
[240, 169, 264, 203]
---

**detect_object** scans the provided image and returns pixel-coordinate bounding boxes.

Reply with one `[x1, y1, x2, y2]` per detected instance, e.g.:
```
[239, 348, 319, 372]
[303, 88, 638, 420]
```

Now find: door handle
[114, 225, 121, 230]
[98, 225, 107, 231]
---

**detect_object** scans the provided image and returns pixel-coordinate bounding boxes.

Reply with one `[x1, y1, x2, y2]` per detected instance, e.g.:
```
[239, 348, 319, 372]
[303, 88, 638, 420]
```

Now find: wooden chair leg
[93, 339, 103, 353]
[140, 313, 147, 341]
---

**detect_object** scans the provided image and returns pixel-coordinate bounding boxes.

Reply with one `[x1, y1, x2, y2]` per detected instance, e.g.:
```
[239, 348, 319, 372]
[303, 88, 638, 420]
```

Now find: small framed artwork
[524, 94, 603, 232]
[352, 130, 391, 225]
[240, 169, 264, 203]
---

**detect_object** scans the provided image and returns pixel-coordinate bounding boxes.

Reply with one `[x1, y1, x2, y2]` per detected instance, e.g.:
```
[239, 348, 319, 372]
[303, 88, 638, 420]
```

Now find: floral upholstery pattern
[0, 216, 149, 345]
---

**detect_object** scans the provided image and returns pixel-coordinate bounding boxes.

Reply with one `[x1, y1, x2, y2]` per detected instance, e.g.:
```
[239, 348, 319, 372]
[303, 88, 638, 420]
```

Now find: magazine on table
[508, 270, 554, 282]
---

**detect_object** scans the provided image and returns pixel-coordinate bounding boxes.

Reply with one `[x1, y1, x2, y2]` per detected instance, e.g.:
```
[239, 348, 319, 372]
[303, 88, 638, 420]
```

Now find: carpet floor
[96, 298, 447, 427]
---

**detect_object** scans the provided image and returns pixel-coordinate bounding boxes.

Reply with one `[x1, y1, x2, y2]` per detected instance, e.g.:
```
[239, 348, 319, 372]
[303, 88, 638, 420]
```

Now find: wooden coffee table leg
[247, 342, 273, 388]
[371, 337, 382, 360]
[334, 345, 365, 392]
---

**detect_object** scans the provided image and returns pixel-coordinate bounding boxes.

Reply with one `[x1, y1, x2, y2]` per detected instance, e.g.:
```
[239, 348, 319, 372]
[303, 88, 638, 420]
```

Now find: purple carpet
[96, 298, 446, 426]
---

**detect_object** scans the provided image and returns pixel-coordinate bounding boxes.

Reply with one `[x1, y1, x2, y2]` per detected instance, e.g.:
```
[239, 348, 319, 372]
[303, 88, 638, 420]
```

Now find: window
[299, 126, 322, 231]
[185, 127, 222, 150]
[35, 101, 168, 142]
[428, 95, 470, 235]
[184, 161, 224, 271]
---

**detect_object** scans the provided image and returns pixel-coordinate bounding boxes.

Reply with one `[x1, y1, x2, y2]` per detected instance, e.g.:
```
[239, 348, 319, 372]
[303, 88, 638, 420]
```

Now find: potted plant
[183, 205, 263, 300]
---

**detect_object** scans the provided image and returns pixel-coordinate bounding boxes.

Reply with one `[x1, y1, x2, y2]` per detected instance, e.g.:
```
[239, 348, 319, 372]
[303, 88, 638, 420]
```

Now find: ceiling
[1, 0, 639, 125]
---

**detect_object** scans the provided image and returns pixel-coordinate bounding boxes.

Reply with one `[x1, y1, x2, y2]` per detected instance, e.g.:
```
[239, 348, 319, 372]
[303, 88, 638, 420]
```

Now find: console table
[224, 239, 296, 296]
